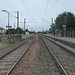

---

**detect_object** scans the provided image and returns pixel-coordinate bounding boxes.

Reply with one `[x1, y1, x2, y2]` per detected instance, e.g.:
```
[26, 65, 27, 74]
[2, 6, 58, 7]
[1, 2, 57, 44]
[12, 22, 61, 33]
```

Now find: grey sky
[0, 0, 75, 32]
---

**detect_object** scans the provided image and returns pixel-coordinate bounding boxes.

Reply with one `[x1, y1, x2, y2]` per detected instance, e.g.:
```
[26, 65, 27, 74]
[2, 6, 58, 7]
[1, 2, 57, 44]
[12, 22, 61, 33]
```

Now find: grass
[22, 34, 34, 39]
[0, 42, 9, 50]
[0, 34, 34, 51]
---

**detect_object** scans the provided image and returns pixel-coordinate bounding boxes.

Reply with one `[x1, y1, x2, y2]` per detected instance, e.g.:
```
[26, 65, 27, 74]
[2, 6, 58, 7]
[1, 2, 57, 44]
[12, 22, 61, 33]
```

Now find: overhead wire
[5, 0, 24, 19]
[46, 0, 58, 17]
[5, 0, 16, 10]
[43, 0, 59, 20]
[42, 19, 50, 23]
[0, 0, 17, 28]
[1, 0, 73, 26]
[0, 0, 31, 29]
[45, 0, 70, 20]
[47, 0, 64, 17]
[24, 0, 33, 18]
[42, 0, 64, 28]
[21, 0, 32, 18]
[56, 0, 70, 12]
[53, 0, 71, 18]
[43, 0, 51, 19]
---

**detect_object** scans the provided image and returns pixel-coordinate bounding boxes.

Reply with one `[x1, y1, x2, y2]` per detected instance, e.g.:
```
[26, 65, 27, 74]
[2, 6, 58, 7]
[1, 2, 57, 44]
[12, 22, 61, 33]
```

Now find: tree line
[50, 12, 75, 37]
[6, 28, 35, 34]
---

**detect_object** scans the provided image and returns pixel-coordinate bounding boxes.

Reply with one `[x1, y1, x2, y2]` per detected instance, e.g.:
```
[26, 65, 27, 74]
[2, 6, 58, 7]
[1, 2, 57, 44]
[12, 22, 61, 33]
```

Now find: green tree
[55, 12, 75, 31]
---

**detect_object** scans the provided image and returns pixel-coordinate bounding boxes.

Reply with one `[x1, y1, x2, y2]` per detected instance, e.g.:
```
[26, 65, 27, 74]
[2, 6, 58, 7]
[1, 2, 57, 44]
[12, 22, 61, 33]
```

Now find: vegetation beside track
[0, 42, 9, 50]
[0, 34, 34, 51]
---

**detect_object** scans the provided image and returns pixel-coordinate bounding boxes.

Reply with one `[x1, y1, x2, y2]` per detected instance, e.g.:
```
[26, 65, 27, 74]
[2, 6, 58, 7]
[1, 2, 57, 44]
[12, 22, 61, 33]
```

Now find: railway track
[44, 35, 75, 55]
[0, 36, 35, 75]
[9, 34, 63, 75]
[40, 35, 75, 75]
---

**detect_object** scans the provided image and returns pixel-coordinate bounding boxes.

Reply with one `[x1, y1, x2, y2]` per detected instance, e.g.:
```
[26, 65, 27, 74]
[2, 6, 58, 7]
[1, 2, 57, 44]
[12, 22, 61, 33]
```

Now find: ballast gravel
[10, 35, 61, 75]
[43, 37, 75, 75]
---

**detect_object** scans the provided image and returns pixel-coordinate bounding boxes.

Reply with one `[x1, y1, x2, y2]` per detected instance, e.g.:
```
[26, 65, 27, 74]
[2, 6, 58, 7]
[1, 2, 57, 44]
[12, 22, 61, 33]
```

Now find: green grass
[0, 43, 9, 50]
[0, 34, 34, 51]
[22, 34, 34, 39]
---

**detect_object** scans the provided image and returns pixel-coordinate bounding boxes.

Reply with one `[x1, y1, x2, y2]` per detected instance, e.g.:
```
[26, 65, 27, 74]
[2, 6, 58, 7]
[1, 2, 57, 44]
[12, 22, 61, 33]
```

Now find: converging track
[41, 35, 75, 75]
[0, 34, 74, 75]
[0, 36, 35, 75]
[9, 34, 63, 75]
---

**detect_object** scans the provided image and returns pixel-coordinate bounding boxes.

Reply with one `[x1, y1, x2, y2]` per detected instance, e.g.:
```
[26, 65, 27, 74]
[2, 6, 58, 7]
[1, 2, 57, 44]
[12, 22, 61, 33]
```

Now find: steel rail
[43, 35, 75, 56]
[6, 37, 35, 75]
[40, 36, 68, 75]
[0, 36, 34, 74]
[0, 36, 33, 59]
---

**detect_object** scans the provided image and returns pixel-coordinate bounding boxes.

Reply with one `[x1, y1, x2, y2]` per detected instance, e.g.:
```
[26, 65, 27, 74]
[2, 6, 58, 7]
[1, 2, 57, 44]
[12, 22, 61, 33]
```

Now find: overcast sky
[0, 0, 75, 32]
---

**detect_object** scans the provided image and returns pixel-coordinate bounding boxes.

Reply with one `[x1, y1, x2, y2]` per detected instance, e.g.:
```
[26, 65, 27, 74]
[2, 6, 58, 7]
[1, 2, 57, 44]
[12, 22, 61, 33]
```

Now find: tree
[54, 12, 75, 37]
[66, 12, 75, 31]
[15, 28, 24, 34]
[55, 12, 75, 31]
[6, 28, 24, 34]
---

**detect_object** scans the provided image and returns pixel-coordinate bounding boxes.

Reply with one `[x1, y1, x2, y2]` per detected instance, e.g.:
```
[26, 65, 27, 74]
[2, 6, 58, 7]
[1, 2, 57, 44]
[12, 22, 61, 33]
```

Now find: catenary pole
[16, 11, 19, 34]
[24, 19, 26, 34]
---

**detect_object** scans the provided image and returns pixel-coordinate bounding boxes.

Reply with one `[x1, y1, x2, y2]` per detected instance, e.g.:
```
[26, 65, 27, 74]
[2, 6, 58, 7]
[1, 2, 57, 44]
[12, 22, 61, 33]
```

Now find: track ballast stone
[10, 35, 61, 75]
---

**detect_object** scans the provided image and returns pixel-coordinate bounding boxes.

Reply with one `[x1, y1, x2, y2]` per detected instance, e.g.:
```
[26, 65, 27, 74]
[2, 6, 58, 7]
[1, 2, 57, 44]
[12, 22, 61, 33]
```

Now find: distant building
[0, 27, 6, 34]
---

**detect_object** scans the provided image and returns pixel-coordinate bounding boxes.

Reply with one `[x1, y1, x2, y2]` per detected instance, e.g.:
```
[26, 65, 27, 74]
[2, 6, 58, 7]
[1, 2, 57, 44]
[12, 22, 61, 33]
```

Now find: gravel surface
[0, 38, 33, 74]
[43, 37, 75, 75]
[10, 35, 61, 75]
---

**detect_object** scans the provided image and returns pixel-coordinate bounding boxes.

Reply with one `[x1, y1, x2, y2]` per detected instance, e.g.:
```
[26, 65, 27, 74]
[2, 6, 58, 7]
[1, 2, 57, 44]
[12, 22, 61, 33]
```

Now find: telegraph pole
[16, 11, 19, 34]
[24, 19, 26, 34]
[14, 23, 15, 34]
[51, 18, 53, 34]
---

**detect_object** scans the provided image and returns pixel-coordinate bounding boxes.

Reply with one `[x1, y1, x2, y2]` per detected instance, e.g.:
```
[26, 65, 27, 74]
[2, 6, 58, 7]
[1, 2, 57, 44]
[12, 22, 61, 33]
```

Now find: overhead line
[46, 0, 69, 19]
[48, 1, 58, 14]
[46, 0, 61, 17]
[43, 0, 51, 19]
[4, 0, 24, 19]
[5, 0, 16, 10]
[21, 0, 32, 18]
[25, 0, 33, 17]
[57, 0, 71, 12]
[53, 0, 71, 17]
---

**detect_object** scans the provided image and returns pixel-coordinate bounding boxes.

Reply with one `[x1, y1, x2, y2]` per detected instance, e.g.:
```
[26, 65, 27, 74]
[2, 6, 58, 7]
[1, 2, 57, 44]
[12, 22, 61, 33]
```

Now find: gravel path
[10, 35, 61, 75]
[43, 37, 75, 75]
